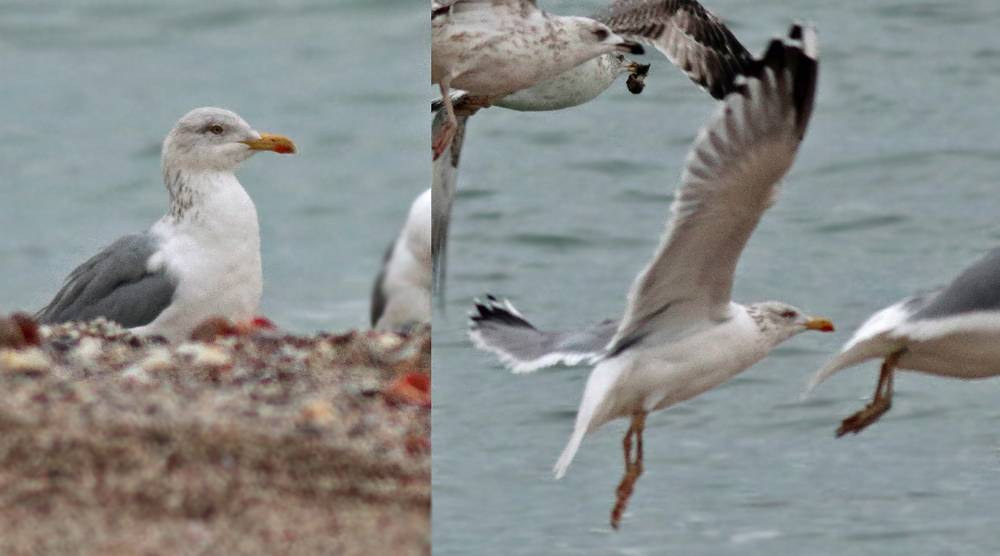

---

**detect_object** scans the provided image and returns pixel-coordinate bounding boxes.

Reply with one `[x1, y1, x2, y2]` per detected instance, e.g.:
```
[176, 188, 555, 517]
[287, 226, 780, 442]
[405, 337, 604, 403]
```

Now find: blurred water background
[433, 1, 1000, 554]
[0, 0, 425, 333]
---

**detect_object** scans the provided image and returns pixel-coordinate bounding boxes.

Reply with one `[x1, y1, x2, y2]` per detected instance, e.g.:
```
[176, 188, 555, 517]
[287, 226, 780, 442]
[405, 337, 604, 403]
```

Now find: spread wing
[608, 23, 819, 354]
[593, 0, 755, 99]
[909, 247, 1000, 321]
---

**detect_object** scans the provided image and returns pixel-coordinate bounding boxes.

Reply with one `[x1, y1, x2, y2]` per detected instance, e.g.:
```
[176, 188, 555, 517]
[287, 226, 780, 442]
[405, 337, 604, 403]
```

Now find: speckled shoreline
[0, 318, 430, 555]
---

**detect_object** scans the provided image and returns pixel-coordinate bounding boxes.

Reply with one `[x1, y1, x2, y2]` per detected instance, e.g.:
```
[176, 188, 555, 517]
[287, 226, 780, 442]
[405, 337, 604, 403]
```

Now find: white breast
[135, 172, 262, 341]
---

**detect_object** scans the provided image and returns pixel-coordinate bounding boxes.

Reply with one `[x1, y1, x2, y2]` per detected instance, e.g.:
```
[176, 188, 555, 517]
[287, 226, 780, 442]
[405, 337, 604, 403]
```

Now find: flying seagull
[549, 24, 826, 529]
[443, 0, 754, 115]
[490, 0, 755, 112]
[805, 246, 1000, 436]
[431, 0, 645, 160]
[35, 107, 296, 342]
[371, 188, 432, 332]
[431, 0, 755, 307]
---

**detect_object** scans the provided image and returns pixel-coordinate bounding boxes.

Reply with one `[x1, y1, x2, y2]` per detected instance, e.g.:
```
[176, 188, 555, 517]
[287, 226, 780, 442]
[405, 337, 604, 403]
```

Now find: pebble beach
[0, 316, 430, 555]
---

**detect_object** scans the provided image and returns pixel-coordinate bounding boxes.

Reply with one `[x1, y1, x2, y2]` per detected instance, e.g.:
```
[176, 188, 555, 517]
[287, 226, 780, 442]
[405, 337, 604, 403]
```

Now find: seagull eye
[594, 28, 609, 41]
[209, 125, 225, 135]
[780, 310, 797, 319]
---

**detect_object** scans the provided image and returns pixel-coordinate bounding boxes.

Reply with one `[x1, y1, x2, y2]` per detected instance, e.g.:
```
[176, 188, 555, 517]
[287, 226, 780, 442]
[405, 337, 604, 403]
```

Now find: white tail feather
[554, 355, 628, 478]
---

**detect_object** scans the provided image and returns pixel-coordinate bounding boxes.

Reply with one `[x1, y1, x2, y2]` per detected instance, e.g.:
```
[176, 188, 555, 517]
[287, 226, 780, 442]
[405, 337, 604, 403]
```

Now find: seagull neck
[163, 169, 259, 234]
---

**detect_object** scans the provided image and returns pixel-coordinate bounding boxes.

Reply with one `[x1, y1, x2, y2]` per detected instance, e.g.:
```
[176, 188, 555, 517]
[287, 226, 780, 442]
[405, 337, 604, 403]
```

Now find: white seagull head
[161, 107, 296, 176]
[566, 17, 645, 56]
[749, 300, 835, 344]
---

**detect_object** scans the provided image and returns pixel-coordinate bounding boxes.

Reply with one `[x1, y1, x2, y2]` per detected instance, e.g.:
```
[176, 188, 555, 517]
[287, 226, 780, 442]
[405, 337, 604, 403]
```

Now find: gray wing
[607, 24, 819, 355]
[593, 0, 754, 100]
[910, 247, 1000, 321]
[36, 232, 177, 328]
[468, 295, 618, 373]
[369, 240, 395, 327]
[431, 95, 472, 309]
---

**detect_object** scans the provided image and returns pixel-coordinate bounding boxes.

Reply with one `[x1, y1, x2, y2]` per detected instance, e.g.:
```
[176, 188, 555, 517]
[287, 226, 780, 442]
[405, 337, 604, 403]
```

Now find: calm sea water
[433, 0, 1000, 554]
[0, 1, 425, 333]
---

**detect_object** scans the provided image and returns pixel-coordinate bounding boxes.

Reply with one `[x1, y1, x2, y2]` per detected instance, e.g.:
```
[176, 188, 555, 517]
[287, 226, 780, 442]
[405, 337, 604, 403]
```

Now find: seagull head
[161, 107, 296, 176]
[569, 17, 645, 57]
[751, 301, 835, 344]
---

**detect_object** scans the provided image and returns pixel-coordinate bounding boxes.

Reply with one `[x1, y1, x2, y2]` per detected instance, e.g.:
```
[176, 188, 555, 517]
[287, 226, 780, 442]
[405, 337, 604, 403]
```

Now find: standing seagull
[371, 188, 432, 332]
[36, 107, 296, 342]
[431, 0, 645, 160]
[431, 0, 755, 306]
[806, 247, 1000, 436]
[552, 24, 827, 529]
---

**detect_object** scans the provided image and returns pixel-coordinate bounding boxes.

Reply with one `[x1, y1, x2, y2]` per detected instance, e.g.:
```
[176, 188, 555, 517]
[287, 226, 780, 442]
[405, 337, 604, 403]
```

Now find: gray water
[433, 1, 1000, 554]
[0, 1, 425, 333]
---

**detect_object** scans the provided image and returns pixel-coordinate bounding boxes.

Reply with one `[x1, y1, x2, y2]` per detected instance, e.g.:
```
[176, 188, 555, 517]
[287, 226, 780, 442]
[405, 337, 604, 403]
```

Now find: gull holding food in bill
[444, 0, 754, 114]
[493, 0, 755, 111]
[371, 188, 432, 332]
[35, 107, 296, 343]
[431, 0, 645, 160]
[805, 246, 1000, 436]
[548, 24, 826, 529]
[431, 0, 755, 305]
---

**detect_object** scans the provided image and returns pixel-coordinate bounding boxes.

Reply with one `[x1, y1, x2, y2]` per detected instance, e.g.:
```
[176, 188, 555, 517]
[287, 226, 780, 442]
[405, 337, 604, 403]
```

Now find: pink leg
[611, 412, 646, 530]
[836, 349, 903, 436]
[432, 81, 457, 161]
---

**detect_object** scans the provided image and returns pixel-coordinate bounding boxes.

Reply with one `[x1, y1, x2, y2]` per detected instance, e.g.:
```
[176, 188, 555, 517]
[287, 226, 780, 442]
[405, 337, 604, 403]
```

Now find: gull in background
[432, 0, 645, 160]
[431, 0, 755, 307]
[371, 188, 432, 332]
[545, 24, 826, 529]
[35, 107, 296, 342]
[806, 246, 1000, 436]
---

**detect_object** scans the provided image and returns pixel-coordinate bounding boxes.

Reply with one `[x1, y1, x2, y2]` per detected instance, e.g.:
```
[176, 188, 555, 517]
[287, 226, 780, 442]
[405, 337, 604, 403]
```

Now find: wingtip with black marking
[468, 295, 538, 331]
[738, 22, 819, 139]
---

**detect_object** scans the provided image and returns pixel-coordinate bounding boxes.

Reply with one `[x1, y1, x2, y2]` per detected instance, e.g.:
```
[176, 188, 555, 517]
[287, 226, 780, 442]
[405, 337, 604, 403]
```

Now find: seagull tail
[553, 356, 627, 479]
[801, 341, 893, 399]
[801, 357, 852, 399]
[554, 419, 588, 480]
[802, 301, 914, 399]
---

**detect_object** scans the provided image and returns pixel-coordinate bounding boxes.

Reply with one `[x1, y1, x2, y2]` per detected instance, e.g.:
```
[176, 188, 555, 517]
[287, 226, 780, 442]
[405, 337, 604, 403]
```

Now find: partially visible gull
[469, 295, 616, 373]
[805, 246, 1000, 436]
[495, 0, 755, 111]
[35, 107, 296, 343]
[549, 24, 826, 529]
[431, 0, 645, 159]
[371, 188, 432, 332]
[431, 0, 754, 306]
